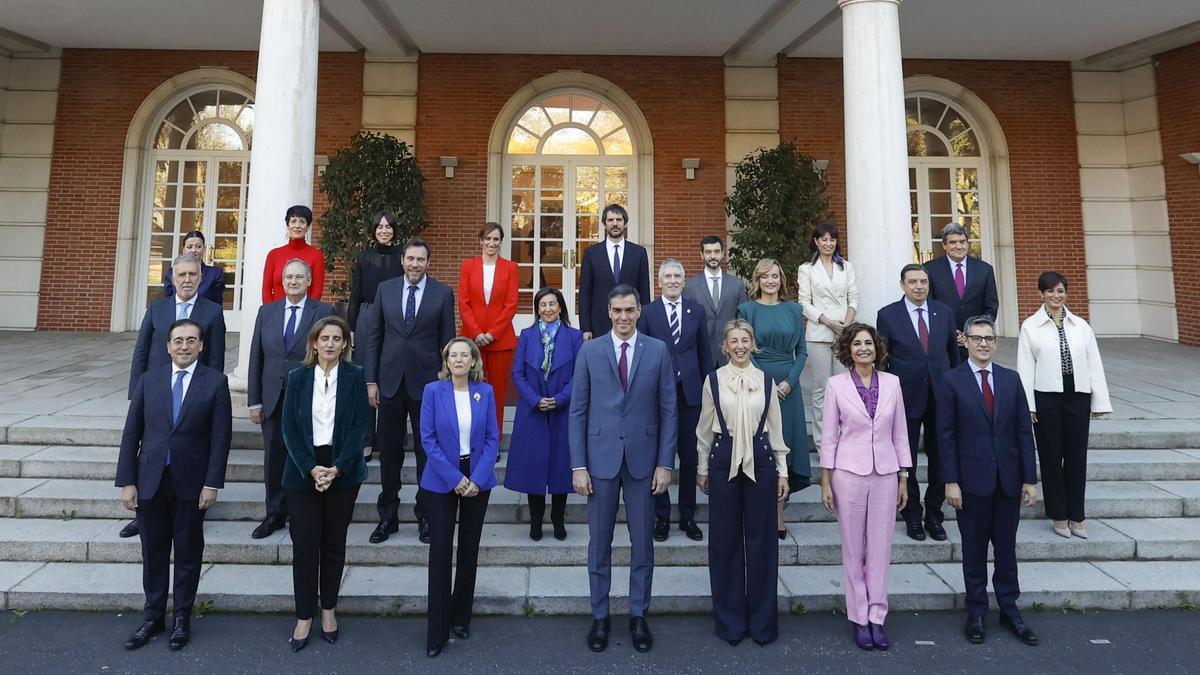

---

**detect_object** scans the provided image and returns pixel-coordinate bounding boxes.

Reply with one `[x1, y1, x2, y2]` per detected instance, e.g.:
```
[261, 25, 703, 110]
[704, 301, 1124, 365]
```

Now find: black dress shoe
[630, 617, 653, 653]
[168, 619, 190, 650]
[680, 520, 704, 541]
[727, 637, 743, 646]
[124, 619, 164, 650]
[369, 520, 398, 544]
[924, 521, 947, 541]
[1000, 614, 1039, 645]
[119, 520, 140, 539]
[587, 617, 610, 652]
[965, 615, 985, 644]
[452, 624, 469, 639]
[418, 518, 432, 544]
[289, 635, 309, 652]
[251, 517, 285, 539]
[552, 520, 567, 541]
[905, 521, 927, 541]
[426, 643, 445, 658]
[653, 519, 669, 542]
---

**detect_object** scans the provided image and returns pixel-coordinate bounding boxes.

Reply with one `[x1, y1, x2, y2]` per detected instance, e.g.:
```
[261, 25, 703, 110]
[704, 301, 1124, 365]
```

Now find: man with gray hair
[924, 223, 999, 360]
[638, 258, 714, 541]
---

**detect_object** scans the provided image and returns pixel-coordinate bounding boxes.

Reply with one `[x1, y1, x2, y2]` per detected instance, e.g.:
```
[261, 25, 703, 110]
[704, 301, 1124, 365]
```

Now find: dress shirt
[664, 297, 681, 332]
[695, 363, 790, 480]
[903, 296, 930, 337]
[173, 360, 218, 491]
[611, 330, 637, 364]
[174, 294, 197, 319]
[482, 262, 496, 304]
[311, 364, 338, 447]
[283, 297, 305, 338]
[968, 359, 992, 394]
[948, 255, 968, 286]
[609, 239, 625, 275]
[454, 389, 472, 457]
[403, 274, 428, 316]
[705, 269, 722, 303]
[1017, 305, 1112, 414]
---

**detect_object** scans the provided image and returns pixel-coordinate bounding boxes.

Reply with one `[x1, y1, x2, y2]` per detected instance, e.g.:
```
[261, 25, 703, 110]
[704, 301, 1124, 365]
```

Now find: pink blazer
[819, 371, 912, 476]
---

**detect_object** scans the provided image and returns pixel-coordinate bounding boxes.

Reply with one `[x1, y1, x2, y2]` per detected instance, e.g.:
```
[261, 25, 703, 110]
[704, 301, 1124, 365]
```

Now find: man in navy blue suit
[116, 319, 232, 651]
[578, 204, 651, 340]
[637, 258, 713, 542]
[939, 315, 1039, 647]
[876, 264, 959, 541]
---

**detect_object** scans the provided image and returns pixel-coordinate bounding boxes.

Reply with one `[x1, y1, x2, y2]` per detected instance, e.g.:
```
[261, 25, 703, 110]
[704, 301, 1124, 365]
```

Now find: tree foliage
[318, 131, 428, 298]
[725, 142, 832, 282]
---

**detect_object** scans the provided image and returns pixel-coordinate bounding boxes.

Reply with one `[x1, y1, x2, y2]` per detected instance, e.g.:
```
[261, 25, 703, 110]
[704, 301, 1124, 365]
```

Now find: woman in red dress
[458, 222, 519, 436]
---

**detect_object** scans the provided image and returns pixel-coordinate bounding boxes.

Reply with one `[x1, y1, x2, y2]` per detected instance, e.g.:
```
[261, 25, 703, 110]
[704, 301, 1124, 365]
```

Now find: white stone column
[234, 0, 320, 383]
[839, 0, 911, 323]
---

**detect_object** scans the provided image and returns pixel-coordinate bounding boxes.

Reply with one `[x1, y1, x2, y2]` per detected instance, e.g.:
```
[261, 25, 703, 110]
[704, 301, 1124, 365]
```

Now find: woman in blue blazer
[420, 337, 500, 658]
[504, 287, 584, 541]
[280, 316, 370, 652]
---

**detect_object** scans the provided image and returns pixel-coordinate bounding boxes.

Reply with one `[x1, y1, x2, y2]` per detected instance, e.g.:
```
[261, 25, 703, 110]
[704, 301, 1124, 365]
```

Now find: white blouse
[695, 364, 790, 480]
[454, 389, 472, 457]
[311, 364, 338, 447]
[797, 259, 859, 343]
[482, 263, 496, 304]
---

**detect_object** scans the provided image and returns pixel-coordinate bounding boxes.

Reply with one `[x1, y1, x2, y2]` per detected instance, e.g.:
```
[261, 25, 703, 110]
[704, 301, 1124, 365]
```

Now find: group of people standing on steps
[114, 200, 1111, 657]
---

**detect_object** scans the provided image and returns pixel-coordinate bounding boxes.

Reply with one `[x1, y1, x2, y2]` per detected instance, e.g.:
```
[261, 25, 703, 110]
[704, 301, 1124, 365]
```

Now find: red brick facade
[1157, 42, 1200, 345]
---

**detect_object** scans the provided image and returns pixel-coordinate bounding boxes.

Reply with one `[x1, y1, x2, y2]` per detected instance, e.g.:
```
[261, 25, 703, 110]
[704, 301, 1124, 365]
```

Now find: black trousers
[426, 458, 491, 650]
[260, 401, 288, 521]
[958, 476, 1022, 620]
[137, 467, 207, 622]
[287, 483, 360, 620]
[655, 384, 700, 522]
[708, 469, 779, 643]
[1034, 373, 1091, 522]
[376, 389, 428, 522]
[901, 387, 945, 526]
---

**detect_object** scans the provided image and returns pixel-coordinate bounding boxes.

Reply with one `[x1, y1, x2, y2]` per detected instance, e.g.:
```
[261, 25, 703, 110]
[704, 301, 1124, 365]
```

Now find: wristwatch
[897, 471, 909, 479]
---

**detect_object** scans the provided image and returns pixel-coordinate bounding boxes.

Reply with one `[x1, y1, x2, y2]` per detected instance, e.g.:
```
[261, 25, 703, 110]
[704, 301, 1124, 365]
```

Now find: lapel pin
[686, 308, 691, 314]
[473, 392, 481, 401]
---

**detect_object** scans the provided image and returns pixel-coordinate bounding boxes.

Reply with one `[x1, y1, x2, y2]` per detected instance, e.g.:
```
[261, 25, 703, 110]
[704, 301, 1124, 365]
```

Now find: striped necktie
[668, 302, 680, 345]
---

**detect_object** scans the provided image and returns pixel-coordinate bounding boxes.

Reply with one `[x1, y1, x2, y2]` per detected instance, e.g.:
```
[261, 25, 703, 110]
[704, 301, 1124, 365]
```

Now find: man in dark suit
[363, 237, 456, 544]
[247, 258, 334, 539]
[939, 315, 1039, 647]
[578, 203, 651, 340]
[570, 284, 677, 654]
[924, 224, 999, 360]
[116, 319, 232, 651]
[683, 235, 748, 367]
[121, 254, 226, 539]
[876, 264, 959, 541]
[638, 258, 714, 542]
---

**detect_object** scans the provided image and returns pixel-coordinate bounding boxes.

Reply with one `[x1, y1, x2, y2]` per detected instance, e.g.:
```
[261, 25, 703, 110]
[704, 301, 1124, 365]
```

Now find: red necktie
[618, 342, 629, 393]
[955, 262, 966, 300]
[980, 369, 994, 417]
[916, 307, 930, 353]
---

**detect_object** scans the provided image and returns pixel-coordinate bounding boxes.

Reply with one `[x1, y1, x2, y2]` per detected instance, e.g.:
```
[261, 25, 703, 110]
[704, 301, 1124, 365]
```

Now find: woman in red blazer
[458, 222, 519, 435]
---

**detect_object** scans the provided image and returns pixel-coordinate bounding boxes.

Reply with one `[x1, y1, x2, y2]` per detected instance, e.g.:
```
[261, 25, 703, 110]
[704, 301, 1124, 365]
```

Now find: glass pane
[931, 215, 952, 233]
[155, 160, 179, 183]
[181, 185, 205, 209]
[928, 168, 951, 190]
[541, 95, 571, 125]
[912, 242, 922, 264]
[512, 164, 535, 188]
[929, 191, 951, 215]
[969, 241, 982, 259]
[911, 217, 919, 241]
[151, 210, 174, 233]
[590, 107, 623, 137]
[508, 127, 539, 154]
[541, 165, 564, 189]
[217, 186, 241, 209]
[221, 287, 234, 310]
[216, 211, 240, 234]
[576, 190, 599, 214]
[511, 215, 534, 237]
[154, 124, 184, 149]
[577, 216, 599, 241]
[181, 210, 204, 231]
[149, 234, 174, 262]
[517, 266, 534, 287]
[602, 128, 633, 155]
[576, 166, 599, 189]
[938, 108, 969, 140]
[512, 240, 534, 262]
[919, 99, 946, 127]
[930, 241, 946, 259]
[962, 216, 982, 240]
[904, 97, 919, 127]
[181, 161, 206, 184]
[541, 192, 563, 214]
[217, 93, 248, 120]
[518, 106, 551, 136]
[950, 129, 980, 157]
[146, 258, 166, 287]
[235, 106, 256, 137]
[542, 127, 599, 154]
[909, 191, 918, 214]
[606, 190, 628, 209]
[153, 185, 177, 208]
[540, 265, 563, 289]
[511, 190, 535, 214]
[955, 167, 979, 191]
[188, 122, 243, 150]
[212, 235, 238, 262]
[540, 215, 563, 238]
[605, 166, 628, 189]
[162, 99, 195, 136]
[908, 167, 917, 187]
[190, 90, 219, 121]
[571, 94, 599, 124]
[956, 191, 980, 215]
[540, 241, 563, 264]
[907, 130, 948, 157]
[218, 161, 243, 184]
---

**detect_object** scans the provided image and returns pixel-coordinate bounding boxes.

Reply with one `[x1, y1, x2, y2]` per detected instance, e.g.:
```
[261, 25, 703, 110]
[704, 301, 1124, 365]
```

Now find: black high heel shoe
[322, 629, 339, 644]
[289, 635, 309, 652]
[552, 520, 567, 541]
[778, 529, 787, 540]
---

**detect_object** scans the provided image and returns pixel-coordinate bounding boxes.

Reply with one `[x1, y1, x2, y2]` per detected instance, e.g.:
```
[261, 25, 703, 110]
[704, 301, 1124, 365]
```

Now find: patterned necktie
[283, 305, 298, 350]
[177, 302, 191, 321]
[404, 285, 418, 328]
[612, 244, 622, 281]
[980, 369, 994, 417]
[668, 302, 680, 345]
[916, 307, 930, 353]
[955, 262, 966, 300]
[618, 342, 629, 393]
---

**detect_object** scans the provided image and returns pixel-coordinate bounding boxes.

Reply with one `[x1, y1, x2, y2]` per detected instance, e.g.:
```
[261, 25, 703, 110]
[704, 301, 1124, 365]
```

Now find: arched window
[144, 88, 254, 323]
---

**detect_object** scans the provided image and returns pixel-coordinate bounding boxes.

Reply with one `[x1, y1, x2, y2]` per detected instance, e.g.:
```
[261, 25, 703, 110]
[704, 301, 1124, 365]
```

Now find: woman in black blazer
[281, 316, 371, 652]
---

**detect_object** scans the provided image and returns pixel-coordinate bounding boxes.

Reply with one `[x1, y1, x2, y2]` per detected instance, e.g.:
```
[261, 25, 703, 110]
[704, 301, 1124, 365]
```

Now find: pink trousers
[831, 468, 898, 626]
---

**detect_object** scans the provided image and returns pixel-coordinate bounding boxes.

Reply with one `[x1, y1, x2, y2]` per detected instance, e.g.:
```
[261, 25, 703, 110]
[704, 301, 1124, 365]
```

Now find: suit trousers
[958, 477, 1022, 620]
[1034, 373, 1091, 522]
[707, 468, 779, 642]
[376, 389, 428, 522]
[479, 348, 515, 442]
[137, 466, 207, 622]
[287, 483, 359, 619]
[655, 383, 700, 522]
[353, 306, 376, 448]
[805, 341, 846, 452]
[831, 469, 899, 626]
[260, 402, 288, 520]
[425, 460, 491, 650]
[588, 460, 655, 619]
[901, 386, 945, 526]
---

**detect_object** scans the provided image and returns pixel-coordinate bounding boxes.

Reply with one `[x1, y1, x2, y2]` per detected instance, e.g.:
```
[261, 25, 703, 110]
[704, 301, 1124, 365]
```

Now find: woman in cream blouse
[697, 319, 789, 647]
[796, 222, 859, 456]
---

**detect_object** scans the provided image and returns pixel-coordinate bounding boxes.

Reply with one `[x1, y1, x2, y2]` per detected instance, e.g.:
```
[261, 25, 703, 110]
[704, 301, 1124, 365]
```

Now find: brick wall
[1157, 42, 1200, 345]
[778, 58, 1085, 321]
[38, 49, 362, 331]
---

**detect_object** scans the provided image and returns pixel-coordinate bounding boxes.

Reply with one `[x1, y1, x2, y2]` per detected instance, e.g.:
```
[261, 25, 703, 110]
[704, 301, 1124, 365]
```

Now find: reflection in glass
[605, 166, 628, 189]
[217, 187, 240, 209]
[216, 211, 240, 234]
[928, 168, 951, 190]
[576, 166, 599, 189]
[152, 210, 173, 233]
[511, 215, 534, 237]
[540, 215, 563, 238]
[511, 240, 535, 263]
[541, 192, 564, 214]
[181, 185, 205, 209]
[907, 130, 948, 157]
[606, 190, 628, 209]
[512, 164, 536, 188]
[218, 162, 243, 184]
[541, 266, 563, 288]
[518, 107, 552, 136]
[950, 129, 979, 157]
[957, 191, 980, 215]
[188, 122, 244, 151]
[511, 190, 534, 214]
[517, 266, 534, 286]
[508, 127, 539, 154]
[154, 185, 177, 209]
[602, 128, 633, 155]
[543, 127, 599, 154]
[540, 241, 563, 264]
[590, 107, 622, 137]
[955, 168, 979, 191]
[213, 235, 238, 261]
[182, 161, 206, 183]
[571, 94, 599, 124]
[577, 216, 599, 241]
[576, 190, 599, 214]
[930, 191, 951, 215]
[541, 165, 564, 189]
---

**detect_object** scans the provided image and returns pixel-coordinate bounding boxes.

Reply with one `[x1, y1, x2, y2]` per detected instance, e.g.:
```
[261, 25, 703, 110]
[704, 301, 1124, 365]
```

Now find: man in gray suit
[247, 259, 334, 539]
[683, 236, 748, 367]
[570, 284, 677, 654]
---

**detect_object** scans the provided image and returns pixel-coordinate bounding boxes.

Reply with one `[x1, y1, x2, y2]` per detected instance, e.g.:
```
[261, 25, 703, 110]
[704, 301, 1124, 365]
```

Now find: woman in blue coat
[504, 287, 584, 542]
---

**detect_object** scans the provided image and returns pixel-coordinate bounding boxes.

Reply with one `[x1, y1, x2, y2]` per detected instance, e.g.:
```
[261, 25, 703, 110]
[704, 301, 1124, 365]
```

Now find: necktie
[404, 285, 417, 328]
[172, 370, 186, 425]
[177, 302, 191, 321]
[283, 305, 298, 349]
[980, 369, 994, 417]
[955, 262, 966, 300]
[711, 276, 720, 304]
[612, 244, 622, 281]
[916, 307, 930, 353]
[618, 342, 629, 393]
[668, 302, 680, 345]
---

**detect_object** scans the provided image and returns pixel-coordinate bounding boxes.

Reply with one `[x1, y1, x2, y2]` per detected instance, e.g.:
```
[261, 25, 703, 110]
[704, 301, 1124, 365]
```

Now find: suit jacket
[247, 297, 335, 418]
[280, 362, 371, 490]
[924, 255, 999, 332]
[419, 379, 500, 493]
[129, 296, 226, 398]
[876, 297, 959, 418]
[578, 240, 651, 335]
[163, 263, 226, 307]
[458, 256, 519, 351]
[682, 270, 748, 367]
[568, 332, 678, 480]
[115, 363, 232, 501]
[363, 275, 456, 399]
[636, 297, 714, 407]
[796, 259, 859, 343]
[818, 370, 911, 476]
[937, 362, 1037, 498]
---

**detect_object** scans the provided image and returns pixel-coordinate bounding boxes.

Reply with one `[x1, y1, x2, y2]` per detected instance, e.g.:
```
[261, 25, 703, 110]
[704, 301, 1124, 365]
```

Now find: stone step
[3, 516, 1199, 567]
[4, 477, 1199, 523]
[1, 559, 1197, 613]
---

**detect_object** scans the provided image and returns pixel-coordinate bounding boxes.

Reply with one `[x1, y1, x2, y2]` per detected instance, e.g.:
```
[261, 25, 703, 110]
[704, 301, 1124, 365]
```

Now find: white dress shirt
[903, 296, 931, 337]
[454, 389, 472, 457]
[968, 359, 992, 394]
[612, 330, 637, 365]
[311, 364, 338, 447]
[609, 239, 625, 276]
[948, 255, 967, 287]
[174, 294, 196, 319]
[796, 259, 860, 343]
[1017, 305, 1112, 414]
[482, 263, 496, 304]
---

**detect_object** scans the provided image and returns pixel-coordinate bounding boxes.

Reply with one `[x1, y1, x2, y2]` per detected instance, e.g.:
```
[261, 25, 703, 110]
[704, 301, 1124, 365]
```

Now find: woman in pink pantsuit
[819, 323, 910, 652]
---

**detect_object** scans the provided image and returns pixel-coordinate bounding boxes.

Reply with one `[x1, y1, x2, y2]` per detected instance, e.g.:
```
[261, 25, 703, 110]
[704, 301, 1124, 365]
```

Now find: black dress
[348, 243, 404, 335]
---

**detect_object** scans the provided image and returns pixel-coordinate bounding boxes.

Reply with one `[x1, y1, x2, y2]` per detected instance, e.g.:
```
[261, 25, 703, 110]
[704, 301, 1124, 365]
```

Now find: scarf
[538, 319, 561, 380]
[721, 364, 763, 481]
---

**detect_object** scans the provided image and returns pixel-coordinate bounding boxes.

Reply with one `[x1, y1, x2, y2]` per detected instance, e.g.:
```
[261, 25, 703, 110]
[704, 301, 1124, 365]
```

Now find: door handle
[563, 249, 575, 270]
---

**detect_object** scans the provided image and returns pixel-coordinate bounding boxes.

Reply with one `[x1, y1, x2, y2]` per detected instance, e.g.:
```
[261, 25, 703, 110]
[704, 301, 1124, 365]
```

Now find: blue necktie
[612, 245, 622, 281]
[177, 302, 191, 321]
[284, 305, 298, 350]
[668, 302, 680, 345]
[404, 285, 418, 328]
[170, 370, 186, 464]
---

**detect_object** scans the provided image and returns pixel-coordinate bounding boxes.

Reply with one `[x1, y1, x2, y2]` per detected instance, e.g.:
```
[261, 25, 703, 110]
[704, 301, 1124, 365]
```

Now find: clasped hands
[454, 476, 481, 498]
[309, 466, 340, 492]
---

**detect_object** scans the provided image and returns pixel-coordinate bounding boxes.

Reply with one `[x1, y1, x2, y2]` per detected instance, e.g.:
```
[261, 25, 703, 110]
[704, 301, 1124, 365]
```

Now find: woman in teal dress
[737, 258, 809, 539]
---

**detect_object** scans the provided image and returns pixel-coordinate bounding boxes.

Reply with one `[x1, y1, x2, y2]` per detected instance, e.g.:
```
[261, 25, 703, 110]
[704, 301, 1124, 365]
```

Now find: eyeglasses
[965, 335, 997, 345]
